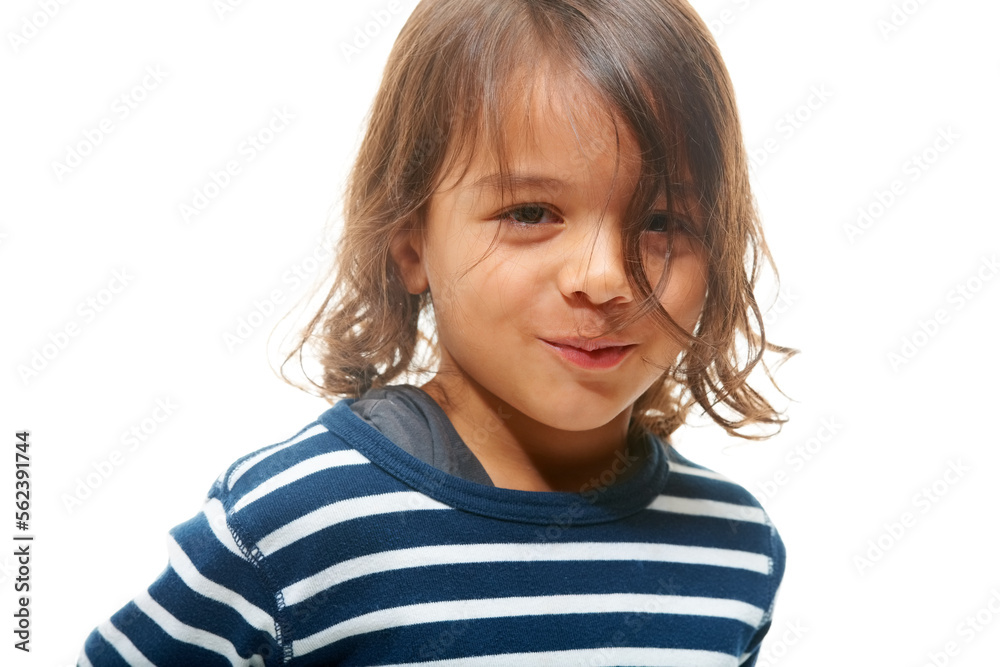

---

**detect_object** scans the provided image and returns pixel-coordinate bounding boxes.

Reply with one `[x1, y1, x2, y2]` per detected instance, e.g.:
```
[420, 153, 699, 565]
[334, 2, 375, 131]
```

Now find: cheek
[659, 252, 709, 330]
[428, 244, 532, 339]
[423, 231, 481, 319]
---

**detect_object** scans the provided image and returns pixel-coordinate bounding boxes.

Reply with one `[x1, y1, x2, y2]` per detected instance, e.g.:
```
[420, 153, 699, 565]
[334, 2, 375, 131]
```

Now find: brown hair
[278, 0, 796, 442]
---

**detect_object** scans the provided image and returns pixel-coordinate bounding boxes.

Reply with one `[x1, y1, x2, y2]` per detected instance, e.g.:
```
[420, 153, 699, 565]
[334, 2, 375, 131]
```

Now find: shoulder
[660, 444, 786, 584]
[217, 418, 350, 499]
[200, 399, 446, 566]
[202, 403, 382, 546]
[661, 445, 767, 513]
[211, 403, 368, 500]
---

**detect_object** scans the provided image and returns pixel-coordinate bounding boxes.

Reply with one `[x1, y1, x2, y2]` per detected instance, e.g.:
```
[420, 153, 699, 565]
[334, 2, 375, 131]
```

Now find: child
[79, 0, 794, 664]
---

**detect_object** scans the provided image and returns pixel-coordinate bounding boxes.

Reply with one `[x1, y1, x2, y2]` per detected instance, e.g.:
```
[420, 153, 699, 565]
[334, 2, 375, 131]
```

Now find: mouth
[540, 339, 638, 370]
[542, 337, 638, 352]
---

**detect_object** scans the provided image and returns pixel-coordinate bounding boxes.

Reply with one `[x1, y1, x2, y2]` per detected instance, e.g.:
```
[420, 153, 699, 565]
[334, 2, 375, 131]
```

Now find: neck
[420, 374, 642, 493]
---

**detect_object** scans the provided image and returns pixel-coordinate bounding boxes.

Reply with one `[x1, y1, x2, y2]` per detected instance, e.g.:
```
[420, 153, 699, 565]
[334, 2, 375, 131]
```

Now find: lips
[542, 337, 638, 352]
[540, 338, 637, 370]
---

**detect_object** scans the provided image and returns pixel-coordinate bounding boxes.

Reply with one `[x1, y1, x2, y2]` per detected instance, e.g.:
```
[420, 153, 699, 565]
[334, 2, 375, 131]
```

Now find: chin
[529, 403, 624, 433]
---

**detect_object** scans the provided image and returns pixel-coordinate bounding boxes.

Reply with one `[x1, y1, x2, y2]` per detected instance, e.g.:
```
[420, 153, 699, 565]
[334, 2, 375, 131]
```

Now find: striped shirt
[79, 396, 785, 666]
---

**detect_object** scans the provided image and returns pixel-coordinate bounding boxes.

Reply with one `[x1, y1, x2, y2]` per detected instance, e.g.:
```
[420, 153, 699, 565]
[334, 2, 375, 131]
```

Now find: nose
[556, 217, 633, 307]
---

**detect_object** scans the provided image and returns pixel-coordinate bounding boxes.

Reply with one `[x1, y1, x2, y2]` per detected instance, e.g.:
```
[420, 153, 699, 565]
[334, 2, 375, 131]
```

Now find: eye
[496, 204, 561, 227]
[647, 213, 671, 233]
[646, 213, 702, 239]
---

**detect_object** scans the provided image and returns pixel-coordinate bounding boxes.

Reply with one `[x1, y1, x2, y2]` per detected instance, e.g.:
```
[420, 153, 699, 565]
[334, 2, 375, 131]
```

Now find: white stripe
[283, 541, 769, 606]
[258, 491, 451, 556]
[227, 424, 328, 490]
[650, 495, 766, 524]
[233, 450, 369, 513]
[96, 618, 155, 666]
[133, 590, 250, 666]
[166, 535, 276, 638]
[294, 593, 763, 656]
[203, 498, 246, 560]
[76, 651, 94, 667]
[378, 647, 737, 667]
[670, 462, 731, 482]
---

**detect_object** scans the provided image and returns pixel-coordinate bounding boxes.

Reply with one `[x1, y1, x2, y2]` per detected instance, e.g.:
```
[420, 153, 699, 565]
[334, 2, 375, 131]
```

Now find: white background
[1, 0, 998, 664]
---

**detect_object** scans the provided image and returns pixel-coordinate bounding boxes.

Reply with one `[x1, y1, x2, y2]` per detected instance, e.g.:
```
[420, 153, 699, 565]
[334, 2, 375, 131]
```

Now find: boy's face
[393, 72, 709, 447]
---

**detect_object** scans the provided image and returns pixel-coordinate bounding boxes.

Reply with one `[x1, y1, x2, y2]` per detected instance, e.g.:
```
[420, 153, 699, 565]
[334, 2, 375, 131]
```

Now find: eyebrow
[468, 172, 567, 192]
[468, 171, 697, 201]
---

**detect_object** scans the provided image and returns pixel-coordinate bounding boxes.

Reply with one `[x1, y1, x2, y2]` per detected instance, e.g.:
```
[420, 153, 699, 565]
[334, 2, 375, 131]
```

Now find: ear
[389, 224, 429, 295]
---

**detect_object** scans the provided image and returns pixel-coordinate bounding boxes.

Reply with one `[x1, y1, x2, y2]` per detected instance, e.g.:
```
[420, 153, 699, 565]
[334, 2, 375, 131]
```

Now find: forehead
[440, 64, 645, 193]
[510, 69, 638, 165]
[430, 62, 703, 221]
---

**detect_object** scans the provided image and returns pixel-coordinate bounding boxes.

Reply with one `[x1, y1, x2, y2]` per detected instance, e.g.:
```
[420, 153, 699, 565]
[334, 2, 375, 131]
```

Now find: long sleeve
[737, 512, 787, 667]
[77, 483, 284, 666]
[737, 619, 771, 666]
[79, 402, 789, 665]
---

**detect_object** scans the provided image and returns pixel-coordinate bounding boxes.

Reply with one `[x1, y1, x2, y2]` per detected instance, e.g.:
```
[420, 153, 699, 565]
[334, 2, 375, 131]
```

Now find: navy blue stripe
[226, 425, 342, 496]
[82, 630, 132, 667]
[169, 513, 278, 613]
[286, 558, 770, 638]
[118, 602, 234, 666]
[149, 568, 265, 650]
[305, 614, 754, 664]
[667, 474, 769, 507]
[79, 399, 784, 666]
